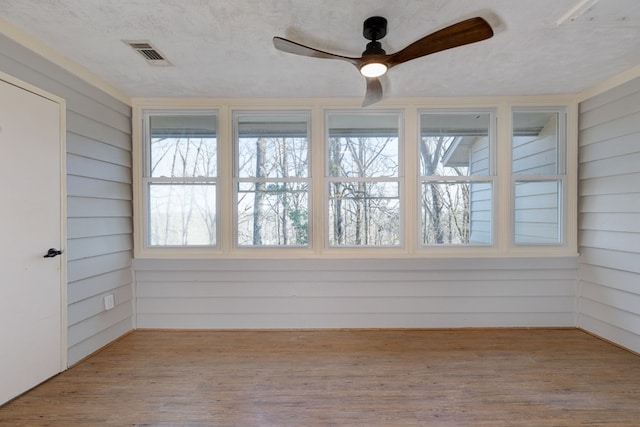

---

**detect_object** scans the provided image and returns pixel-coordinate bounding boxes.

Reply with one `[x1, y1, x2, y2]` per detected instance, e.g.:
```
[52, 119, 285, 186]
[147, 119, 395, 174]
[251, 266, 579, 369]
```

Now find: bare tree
[253, 138, 267, 245]
[150, 134, 217, 245]
[237, 134, 309, 246]
[329, 135, 398, 246]
[329, 138, 345, 245]
[419, 136, 446, 244]
[419, 136, 473, 244]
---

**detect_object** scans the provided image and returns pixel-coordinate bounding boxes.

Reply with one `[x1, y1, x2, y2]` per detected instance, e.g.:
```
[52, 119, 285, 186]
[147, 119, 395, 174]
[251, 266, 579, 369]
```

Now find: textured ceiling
[0, 0, 639, 101]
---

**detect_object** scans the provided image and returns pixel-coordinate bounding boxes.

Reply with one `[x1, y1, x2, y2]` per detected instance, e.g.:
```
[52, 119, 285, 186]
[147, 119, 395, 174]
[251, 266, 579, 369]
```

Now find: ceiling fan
[273, 16, 494, 107]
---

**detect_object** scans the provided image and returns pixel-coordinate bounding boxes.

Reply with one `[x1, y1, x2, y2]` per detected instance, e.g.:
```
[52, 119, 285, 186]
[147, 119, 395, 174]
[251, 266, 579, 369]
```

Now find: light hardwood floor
[1, 329, 639, 426]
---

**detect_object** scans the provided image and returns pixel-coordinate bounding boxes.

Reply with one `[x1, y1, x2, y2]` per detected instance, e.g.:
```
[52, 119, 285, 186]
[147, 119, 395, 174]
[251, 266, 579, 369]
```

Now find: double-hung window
[418, 110, 495, 245]
[233, 111, 311, 247]
[326, 111, 402, 247]
[135, 101, 574, 257]
[512, 107, 567, 245]
[143, 111, 218, 247]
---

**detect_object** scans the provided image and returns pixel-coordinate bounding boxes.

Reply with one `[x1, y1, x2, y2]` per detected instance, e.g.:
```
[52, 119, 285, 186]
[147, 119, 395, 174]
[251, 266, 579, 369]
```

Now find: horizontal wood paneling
[579, 94, 640, 131]
[580, 213, 640, 233]
[64, 97, 133, 366]
[1, 33, 134, 366]
[579, 264, 640, 294]
[134, 256, 577, 272]
[135, 267, 576, 284]
[136, 280, 575, 298]
[578, 76, 640, 354]
[67, 301, 134, 347]
[579, 152, 640, 180]
[580, 247, 640, 274]
[580, 194, 640, 213]
[67, 133, 131, 168]
[578, 299, 640, 350]
[66, 111, 130, 150]
[579, 76, 640, 117]
[578, 315, 640, 354]
[137, 296, 574, 316]
[66, 234, 133, 261]
[579, 173, 640, 196]
[68, 284, 133, 327]
[67, 197, 131, 218]
[67, 318, 132, 366]
[67, 154, 132, 184]
[579, 113, 640, 146]
[67, 251, 133, 283]
[580, 230, 640, 253]
[134, 257, 578, 330]
[579, 133, 638, 163]
[67, 175, 132, 200]
[136, 312, 576, 330]
[68, 268, 132, 305]
[581, 281, 640, 316]
[67, 217, 132, 239]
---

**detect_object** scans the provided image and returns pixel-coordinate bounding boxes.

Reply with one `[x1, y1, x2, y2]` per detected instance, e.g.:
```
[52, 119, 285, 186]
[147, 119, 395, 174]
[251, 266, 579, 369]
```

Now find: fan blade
[386, 17, 493, 68]
[273, 37, 360, 66]
[362, 77, 383, 107]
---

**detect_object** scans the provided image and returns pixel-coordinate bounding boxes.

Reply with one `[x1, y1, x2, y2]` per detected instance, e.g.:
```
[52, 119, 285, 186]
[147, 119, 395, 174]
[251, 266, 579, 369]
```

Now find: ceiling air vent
[557, 0, 639, 26]
[124, 40, 172, 66]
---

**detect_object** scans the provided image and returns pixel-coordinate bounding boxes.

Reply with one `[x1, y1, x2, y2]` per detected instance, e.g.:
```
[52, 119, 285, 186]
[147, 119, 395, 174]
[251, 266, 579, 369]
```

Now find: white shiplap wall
[578, 76, 640, 354]
[0, 34, 134, 365]
[135, 257, 578, 329]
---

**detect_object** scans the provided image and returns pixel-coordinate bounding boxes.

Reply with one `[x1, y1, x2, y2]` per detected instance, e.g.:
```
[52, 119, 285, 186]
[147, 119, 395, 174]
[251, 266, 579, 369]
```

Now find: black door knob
[43, 248, 63, 258]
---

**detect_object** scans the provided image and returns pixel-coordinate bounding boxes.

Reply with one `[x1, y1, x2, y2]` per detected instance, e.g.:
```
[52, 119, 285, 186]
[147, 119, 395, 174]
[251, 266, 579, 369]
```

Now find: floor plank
[1, 329, 639, 426]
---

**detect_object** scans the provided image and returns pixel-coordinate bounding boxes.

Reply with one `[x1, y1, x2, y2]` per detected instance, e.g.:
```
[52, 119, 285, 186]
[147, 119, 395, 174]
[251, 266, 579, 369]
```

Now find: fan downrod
[363, 16, 387, 41]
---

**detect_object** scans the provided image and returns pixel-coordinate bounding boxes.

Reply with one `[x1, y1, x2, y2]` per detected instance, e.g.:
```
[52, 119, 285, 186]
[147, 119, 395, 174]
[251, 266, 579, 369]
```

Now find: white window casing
[131, 97, 578, 259]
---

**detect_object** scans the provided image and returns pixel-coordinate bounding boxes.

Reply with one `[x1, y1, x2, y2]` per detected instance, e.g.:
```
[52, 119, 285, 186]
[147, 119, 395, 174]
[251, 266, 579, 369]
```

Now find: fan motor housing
[363, 16, 387, 41]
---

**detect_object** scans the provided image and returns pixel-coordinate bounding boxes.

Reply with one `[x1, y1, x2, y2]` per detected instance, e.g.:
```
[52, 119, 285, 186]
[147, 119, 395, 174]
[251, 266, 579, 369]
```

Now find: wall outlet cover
[104, 294, 115, 311]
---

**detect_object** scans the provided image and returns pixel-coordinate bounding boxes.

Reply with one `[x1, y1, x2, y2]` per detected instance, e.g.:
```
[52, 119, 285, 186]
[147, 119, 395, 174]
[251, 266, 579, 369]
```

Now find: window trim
[131, 97, 578, 259]
[232, 110, 313, 249]
[417, 108, 497, 247]
[324, 109, 405, 249]
[141, 108, 220, 249]
[510, 106, 568, 246]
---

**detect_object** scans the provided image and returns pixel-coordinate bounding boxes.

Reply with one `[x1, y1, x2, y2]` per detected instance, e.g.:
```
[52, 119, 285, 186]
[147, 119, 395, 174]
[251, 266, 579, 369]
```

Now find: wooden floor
[1, 329, 640, 426]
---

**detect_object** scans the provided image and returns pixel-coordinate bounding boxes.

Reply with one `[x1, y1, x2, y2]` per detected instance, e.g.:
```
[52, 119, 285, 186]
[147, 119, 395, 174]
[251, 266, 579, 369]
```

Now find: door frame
[1, 70, 68, 370]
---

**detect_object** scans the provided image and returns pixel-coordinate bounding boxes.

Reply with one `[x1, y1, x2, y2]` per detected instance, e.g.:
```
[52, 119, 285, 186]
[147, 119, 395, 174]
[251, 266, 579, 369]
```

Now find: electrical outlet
[104, 294, 115, 311]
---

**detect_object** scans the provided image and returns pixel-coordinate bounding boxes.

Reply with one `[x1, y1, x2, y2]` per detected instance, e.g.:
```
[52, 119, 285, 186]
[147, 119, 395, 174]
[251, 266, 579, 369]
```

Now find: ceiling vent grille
[557, 0, 639, 26]
[124, 40, 172, 66]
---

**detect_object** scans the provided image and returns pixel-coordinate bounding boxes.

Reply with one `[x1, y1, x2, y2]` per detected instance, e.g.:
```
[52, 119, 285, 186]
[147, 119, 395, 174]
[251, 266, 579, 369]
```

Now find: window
[326, 112, 402, 247]
[234, 112, 311, 247]
[135, 100, 575, 257]
[143, 112, 218, 247]
[419, 111, 495, 245]
[512, 108, 566, 245]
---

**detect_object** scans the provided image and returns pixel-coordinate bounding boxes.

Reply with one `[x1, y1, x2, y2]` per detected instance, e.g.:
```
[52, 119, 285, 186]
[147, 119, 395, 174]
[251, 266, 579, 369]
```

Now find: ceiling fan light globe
[360, 62, 387, 78]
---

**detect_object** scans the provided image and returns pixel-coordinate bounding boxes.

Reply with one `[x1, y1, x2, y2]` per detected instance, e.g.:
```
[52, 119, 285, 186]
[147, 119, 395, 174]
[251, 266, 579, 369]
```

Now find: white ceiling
[1, 0, 639, 102]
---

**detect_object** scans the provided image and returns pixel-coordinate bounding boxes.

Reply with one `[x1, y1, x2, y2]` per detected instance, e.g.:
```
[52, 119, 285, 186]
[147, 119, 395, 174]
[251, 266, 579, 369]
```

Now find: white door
[0, 77, 65, 405]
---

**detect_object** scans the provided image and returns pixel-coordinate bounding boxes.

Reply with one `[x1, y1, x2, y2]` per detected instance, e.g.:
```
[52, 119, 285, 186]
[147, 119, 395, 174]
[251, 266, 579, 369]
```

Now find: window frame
[510, 106, 568, 246]
[131, 97, 577, 259]
[141, 109, 220, 250]
[324, 109, 405, 249]
[232, 110, 313, 249]
[417, 108, 497, 247]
